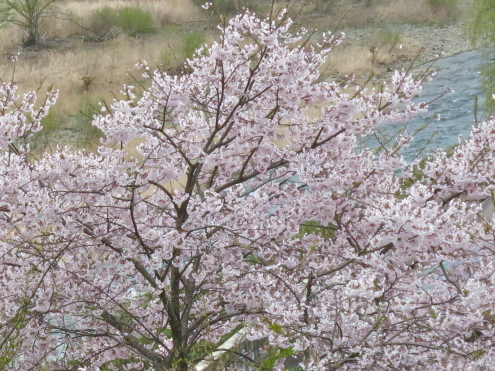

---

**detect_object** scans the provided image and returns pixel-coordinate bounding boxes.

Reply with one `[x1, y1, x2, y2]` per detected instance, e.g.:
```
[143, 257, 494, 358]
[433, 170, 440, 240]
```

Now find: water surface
[368, 50, 486, 161]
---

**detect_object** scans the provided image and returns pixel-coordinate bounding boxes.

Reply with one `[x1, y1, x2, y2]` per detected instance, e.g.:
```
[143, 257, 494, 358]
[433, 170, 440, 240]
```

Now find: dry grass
[0, 27, 25, 51]
[322, 44, 373, 76]
[0, 0, 206, 118]
[0, 34, 177, 115]
[320, 30, 420, 79]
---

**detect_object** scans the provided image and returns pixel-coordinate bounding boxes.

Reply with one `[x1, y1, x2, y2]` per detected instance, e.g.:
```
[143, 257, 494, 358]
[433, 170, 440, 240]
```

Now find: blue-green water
[369, 50, 485, 162]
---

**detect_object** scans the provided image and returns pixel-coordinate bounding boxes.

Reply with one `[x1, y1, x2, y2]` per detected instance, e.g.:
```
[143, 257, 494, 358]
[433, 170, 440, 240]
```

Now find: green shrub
[214, 0, 238, 14]
[40, 108, 63, 133]
[314, 0, 336, 14]
[375, 28, 402, 51]
[30, 108, 64, 153]
[87, 6, 155, 40]
[116, 6, 156, 36]
[31, 98, 103, 153]
[87, 6, 120, 40]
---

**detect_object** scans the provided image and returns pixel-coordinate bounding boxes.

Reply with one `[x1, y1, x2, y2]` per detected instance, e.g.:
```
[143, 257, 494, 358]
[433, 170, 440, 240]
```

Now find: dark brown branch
[215, 159, 288, 193]
[311, 128, 347, 149]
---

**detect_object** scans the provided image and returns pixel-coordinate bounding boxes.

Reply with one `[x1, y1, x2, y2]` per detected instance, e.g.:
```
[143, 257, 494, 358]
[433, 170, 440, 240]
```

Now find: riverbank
[325, 20, 473, 83]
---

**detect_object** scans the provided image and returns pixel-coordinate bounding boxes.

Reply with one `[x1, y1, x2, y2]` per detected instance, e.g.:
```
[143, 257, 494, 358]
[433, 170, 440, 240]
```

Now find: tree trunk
[23, 31, 37, 46]
[23, 23, 38, 46]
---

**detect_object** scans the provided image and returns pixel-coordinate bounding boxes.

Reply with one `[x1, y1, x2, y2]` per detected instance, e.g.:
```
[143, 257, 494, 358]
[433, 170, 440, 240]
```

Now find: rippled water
[367, 49, 486, 161]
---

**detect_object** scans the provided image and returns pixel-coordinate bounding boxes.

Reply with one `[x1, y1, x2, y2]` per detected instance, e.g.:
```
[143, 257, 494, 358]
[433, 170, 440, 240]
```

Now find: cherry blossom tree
[2, 8, 495, 371]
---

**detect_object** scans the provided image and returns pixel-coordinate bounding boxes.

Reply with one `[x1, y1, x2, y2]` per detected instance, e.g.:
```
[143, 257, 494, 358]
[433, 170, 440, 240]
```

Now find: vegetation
[1, 6, 495, 369]
[366, 28, 402, 65]
[3, 9, 495, 370]
[87, 5, 156, 40]
[86, 6, 120, 40]
[0, 1, 485, 370]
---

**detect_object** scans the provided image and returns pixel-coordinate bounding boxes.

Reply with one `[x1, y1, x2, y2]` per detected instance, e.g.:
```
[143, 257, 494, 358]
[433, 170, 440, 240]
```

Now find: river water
[367, 49, 486, 162]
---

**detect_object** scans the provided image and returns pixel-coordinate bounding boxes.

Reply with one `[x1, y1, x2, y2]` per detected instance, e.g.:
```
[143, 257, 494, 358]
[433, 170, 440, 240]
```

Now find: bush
[87, 6, 120, 40]
[87, 6, 155, 40]
[314, 0, 336, 14]
[365, 28, 402, 65]
[468, 0, 495, 114]
[214, 0, 238, 14]
[116, 6, 156, 36]
[372, 28, 402, 51]
[31, 97, 102, 152]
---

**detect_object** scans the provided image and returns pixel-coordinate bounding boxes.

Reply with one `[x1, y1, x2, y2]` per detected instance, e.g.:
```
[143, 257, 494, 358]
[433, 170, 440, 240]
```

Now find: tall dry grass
[0, 0, 206, 118]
